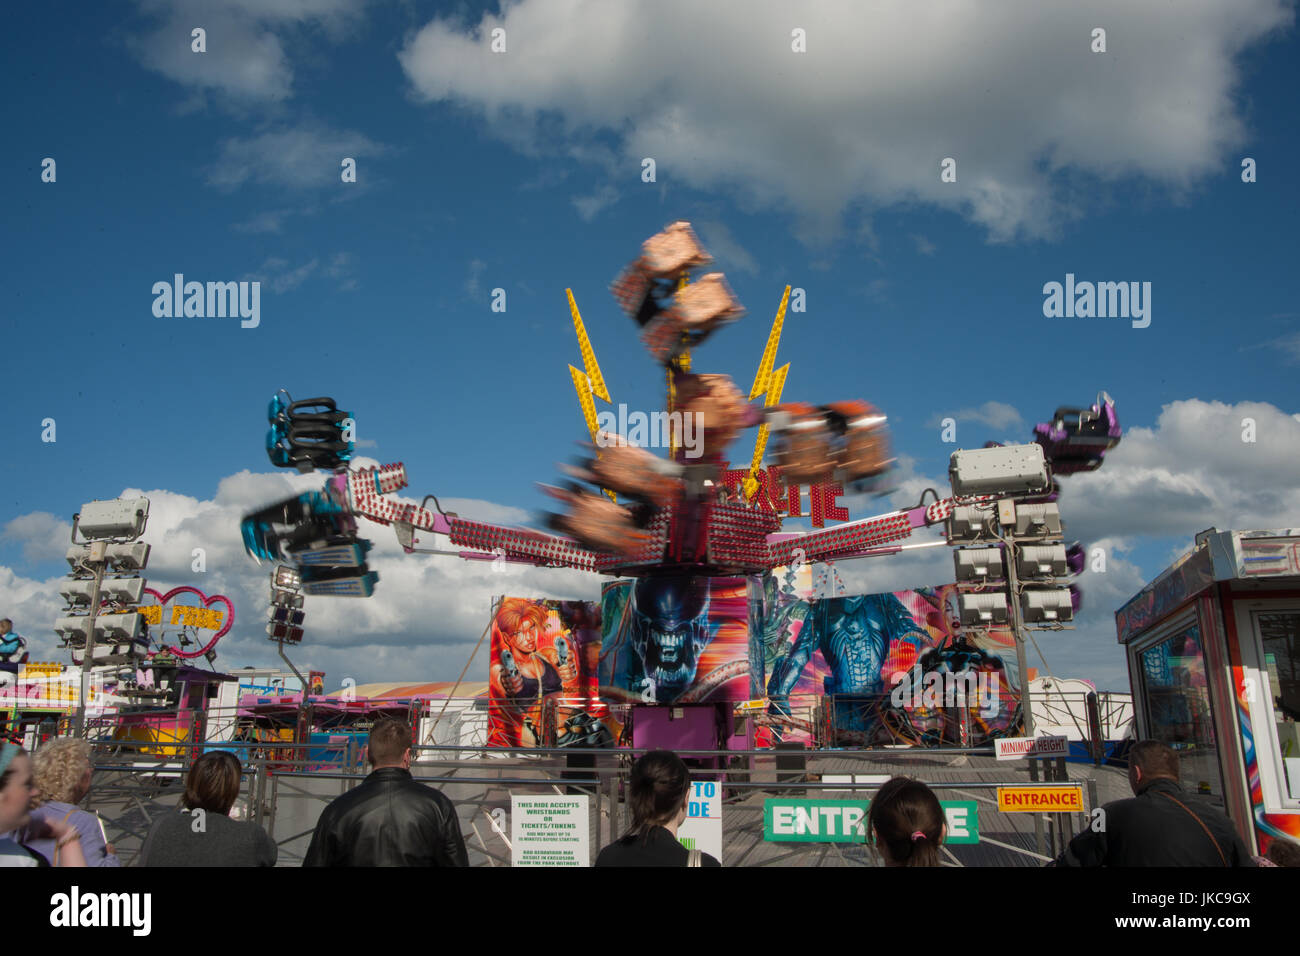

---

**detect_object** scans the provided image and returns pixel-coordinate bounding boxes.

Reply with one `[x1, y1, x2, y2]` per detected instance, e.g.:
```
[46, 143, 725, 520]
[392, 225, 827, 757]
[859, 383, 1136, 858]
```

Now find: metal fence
[72, 739, 1115, 867]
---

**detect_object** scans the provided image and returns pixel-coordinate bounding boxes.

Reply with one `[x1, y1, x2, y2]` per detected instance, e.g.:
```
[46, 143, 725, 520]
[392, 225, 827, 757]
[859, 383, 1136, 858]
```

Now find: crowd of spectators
[3, 730, 1296, 868]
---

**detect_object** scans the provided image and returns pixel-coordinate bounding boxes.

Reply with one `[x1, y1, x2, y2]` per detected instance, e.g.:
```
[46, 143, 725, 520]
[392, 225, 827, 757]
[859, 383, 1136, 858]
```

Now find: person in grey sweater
[141, 751, 276, 867]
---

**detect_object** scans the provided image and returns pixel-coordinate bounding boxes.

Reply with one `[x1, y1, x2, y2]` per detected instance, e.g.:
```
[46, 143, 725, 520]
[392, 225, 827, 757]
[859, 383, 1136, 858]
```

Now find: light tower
[55, 497, 151, 736]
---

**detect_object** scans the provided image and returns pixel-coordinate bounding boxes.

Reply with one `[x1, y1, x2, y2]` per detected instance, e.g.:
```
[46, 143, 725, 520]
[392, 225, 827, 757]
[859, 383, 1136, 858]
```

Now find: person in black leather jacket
[1054, 740, 1254, 867]
[303, 718, 468, 867]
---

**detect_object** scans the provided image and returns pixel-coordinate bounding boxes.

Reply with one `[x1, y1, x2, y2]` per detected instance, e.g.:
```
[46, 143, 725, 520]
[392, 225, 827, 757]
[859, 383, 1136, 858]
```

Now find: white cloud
[1265, 329, 1300, 363]
[696, 220, 759, 275]
[0, 470, 596, 684]
[572, 184, 620, 222]
[206, 123, 385, 191]
[326, 252, 353, 276]
[398, 0, 1292, 243]
[128, 0, 369, 105]
[2, 513, 72, 565]
[862, 278, 890, 304]
[275, 259, 319, 292]
[243, 257, 326, 293]
[325, 251, 358, 291]
[465, 258, 487, 297]
[232, 209, 296, 234]
[0, 565, 67, 662]
[911, 234, 936, 256]
[927, 401, 1024, 431]
[1063, 398, 1300, 548]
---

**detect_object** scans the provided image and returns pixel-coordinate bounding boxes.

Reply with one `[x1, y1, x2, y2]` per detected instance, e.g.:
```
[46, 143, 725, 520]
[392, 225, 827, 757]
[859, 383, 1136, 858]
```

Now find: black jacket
[303, 767, 468, 867]
[1055, 778, 1254, 867]
[594, 826, 721, 867]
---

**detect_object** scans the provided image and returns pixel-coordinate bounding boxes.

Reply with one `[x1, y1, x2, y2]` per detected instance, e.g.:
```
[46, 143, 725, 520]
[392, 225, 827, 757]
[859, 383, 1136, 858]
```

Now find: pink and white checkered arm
[763, 493, 995, 567]
[347, 463, 451, 534]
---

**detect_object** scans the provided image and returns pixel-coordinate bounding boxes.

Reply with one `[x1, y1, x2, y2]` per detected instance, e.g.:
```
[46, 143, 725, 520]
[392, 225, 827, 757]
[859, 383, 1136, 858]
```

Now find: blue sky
[2, 0, 1298, 689]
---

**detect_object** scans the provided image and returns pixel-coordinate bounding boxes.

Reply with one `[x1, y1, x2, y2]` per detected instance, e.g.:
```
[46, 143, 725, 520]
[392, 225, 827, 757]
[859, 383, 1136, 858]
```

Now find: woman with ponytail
[867, 776, 946, 867]
[595, 750, 720, 867]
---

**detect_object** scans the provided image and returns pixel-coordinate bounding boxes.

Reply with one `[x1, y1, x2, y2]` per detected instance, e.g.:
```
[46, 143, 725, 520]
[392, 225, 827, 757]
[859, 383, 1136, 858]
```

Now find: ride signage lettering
[996, 786, 1084, 813]
[720, 465, 848, 528]
[994, 735, 1069, 761]
[136, 604, 224, 630]
[763, 798, 979, 844]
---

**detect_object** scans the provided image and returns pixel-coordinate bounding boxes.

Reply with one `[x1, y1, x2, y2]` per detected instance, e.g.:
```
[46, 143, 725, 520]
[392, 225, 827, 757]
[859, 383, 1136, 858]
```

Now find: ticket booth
[1116, 528, 1300, 854]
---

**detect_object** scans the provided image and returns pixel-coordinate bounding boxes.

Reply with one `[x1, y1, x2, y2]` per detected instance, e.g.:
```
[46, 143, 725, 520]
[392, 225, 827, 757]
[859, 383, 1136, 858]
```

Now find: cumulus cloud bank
[0, 465, 593, 686]
[397, 0, 1292, 241]
[129, 0, 369, 105]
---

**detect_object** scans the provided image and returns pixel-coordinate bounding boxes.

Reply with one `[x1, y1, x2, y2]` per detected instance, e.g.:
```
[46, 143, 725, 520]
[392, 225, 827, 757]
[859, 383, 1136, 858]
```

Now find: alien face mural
[600, 576, 754, 705]
[630, 576, 711, 697]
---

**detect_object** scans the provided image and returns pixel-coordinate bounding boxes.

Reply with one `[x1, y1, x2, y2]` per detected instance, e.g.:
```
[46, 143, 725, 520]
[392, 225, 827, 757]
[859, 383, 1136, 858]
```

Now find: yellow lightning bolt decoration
[743, 286, 793, 500]
[568, 289, 610, 402]
[744, 363, 789, 499]
[569, 364, 601, 442]
[567, 289, 617, 502]
[749, 285, 790, 400]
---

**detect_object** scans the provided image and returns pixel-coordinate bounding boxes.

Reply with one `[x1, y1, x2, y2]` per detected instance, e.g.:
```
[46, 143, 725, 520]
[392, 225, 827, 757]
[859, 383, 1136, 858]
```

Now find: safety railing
[76, 741, 1107, 866]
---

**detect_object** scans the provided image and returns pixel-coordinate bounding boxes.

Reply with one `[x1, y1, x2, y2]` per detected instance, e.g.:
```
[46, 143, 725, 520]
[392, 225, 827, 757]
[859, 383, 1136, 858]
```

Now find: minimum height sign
[764, 799, 979, 844]
[511, 795, 590, 867]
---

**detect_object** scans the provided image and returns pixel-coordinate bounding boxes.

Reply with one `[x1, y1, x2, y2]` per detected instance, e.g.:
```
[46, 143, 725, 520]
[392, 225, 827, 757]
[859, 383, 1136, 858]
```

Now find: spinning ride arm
[249, 383, 1121, 580]
[763, 391, 1122, 569]
[764, 489, 996, 568]
[347, 463, 606, 572]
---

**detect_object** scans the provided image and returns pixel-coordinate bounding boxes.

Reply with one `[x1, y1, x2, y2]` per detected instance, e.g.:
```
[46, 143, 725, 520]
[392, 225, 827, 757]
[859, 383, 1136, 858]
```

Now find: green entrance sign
[763, 798, 979, 844]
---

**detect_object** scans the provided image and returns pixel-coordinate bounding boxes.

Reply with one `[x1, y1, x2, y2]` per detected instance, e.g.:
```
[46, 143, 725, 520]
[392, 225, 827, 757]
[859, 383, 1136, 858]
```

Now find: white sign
[511, 794, 590, 867]
[677, 779, 722, 862]
[995, 735, 1069, 760]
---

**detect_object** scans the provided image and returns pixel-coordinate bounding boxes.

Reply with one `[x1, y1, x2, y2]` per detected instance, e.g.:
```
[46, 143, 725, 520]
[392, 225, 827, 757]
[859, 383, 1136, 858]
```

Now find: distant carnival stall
[1116, 527, 1300, 855]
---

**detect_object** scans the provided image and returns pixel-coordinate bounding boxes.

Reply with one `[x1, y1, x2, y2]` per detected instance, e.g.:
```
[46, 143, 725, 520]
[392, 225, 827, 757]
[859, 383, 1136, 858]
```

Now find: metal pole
[1085, 691, 1104, 766]
[1054, 755, 1069, 853]
[1027, 755, 1045, 858]
[276, 638, 307, 691]
[1004, 539, 1035, 736]
[251, 762, 263, 829]
[74, 558, 107, 738]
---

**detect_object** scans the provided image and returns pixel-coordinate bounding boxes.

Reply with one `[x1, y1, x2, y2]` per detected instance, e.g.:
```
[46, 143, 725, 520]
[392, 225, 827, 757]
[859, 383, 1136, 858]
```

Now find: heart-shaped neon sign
[141, 586, 235, 659]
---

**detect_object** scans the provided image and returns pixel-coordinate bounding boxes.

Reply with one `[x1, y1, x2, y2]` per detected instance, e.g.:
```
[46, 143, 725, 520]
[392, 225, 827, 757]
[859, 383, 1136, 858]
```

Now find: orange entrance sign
[996, 786, 1084, 813]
